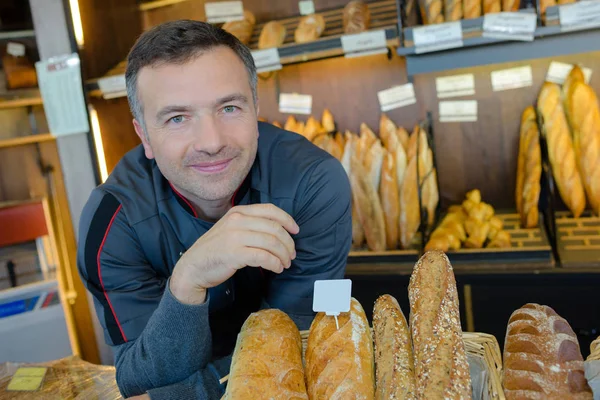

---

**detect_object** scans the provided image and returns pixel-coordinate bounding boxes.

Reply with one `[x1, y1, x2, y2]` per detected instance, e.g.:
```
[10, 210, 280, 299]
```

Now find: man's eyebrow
[214, 94, 249, 107]
[155, 105, 193, 122]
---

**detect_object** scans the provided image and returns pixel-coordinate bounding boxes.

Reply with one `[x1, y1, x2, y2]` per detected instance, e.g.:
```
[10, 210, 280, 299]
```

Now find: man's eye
[223, 106, 237, 113]
[170, 115, 184, 124]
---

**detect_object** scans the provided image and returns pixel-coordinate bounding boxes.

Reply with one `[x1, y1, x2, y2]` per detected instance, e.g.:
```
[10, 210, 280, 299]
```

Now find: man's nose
[193, 116, 225, 155]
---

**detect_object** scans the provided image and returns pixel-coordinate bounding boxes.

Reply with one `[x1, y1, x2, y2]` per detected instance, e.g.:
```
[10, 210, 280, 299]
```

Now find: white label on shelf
[439, 100, 478, 122]
[251, 48, 282, 73]
[559, 0, 600, 30]
[313, 279, 352, 316]
[491, 66, 533, 91]
[341, 30, 388, 58]
[6, 42, 25, 57]
[546, 61, 593, 84]
[436, 74, 475, 98]
[413, 21, 463, 54]
[377, 83, 417, 112]
[205, 1, 244, 23]
[299, 0, 315, 15]
[482, 12, 537, 41]
[97, 75, 127, 99]
[279, 93, 313, 115]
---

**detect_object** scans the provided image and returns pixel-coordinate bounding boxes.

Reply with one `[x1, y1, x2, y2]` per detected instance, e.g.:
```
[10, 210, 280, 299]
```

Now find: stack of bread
[534, 65, 599, 218]
[425, 189, 512, 252]
[503, 303, 592, 399]
[223, 250, 472, 399]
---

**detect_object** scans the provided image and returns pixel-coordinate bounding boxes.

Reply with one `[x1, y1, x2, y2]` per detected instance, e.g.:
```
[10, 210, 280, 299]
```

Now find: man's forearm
[113, 278, 215, 397]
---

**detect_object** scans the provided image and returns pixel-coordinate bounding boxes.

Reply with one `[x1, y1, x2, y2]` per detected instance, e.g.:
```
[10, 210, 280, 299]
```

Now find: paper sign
[413, 21, 463, 54]
[7, 367, 47, 391]
[482, 12, 537, 41]
[436, 74, 475, 98]
[559, 0, 600, 30]
[377, 83, 417, 112]
[279, 93, 313, 115]
[252, 48, 282, 73]
[7, 42, 26, 57]
[98, 75, 127, 99]
[546, 61, 593, 84]
[439, 100, 478, 122]
[205, 1, 244, 23]
[313, 279, 352, 316]
[342, 30, 388, 58]
[491, 66, 533, 91]
[35, 53, 90, 136]
[299, 0, 315, 15]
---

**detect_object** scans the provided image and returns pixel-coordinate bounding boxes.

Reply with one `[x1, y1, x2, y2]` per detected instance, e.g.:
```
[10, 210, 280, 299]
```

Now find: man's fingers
[229, 204, 299, 234]
[228, 215, 296, 259]
[242, 248, 285, 274]
[235, 231, 292, 269]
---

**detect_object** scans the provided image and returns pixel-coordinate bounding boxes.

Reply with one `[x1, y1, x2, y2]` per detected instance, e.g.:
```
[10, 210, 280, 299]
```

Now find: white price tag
[482, 12, 537, 41]
[341, 30, 388, 58]
[559, 0, 600, 30]
[299, 0, 315, 15]
[377, 83, 417, 112]
[313, 279, 352, 317]
[251, 48, 282, 74]
[491, 66, 533, 91]
[546, 61, 593, 84]
[439, 100, 478, 122]
[436, 74, 475, 98]
[6, 42, 25, 57]
[205, 1, 244, 23]
[413, 21, 463, 54]
[279, 93, 313, 115]
[97, 75, 127, 99]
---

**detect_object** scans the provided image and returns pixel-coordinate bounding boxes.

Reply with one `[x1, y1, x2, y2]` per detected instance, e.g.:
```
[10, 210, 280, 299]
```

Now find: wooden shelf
[0, 134, 54, 149]
[0, 95, 43, 110]
[139, 0, 190, 11]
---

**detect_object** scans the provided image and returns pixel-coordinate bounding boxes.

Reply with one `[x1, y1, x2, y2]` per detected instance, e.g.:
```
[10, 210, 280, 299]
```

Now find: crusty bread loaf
[258, 21, 286, 49]
[380, 151, 400, 249]
[503, 304, 592, 400]
[503, 0, 520, 11]
[516, 107, 542, 228]
[419, 0, 445, 24]
[397, 127, 410, 152]
[373, 295, 416, 400]
[222, 11, 255, 45]
[484, 0, 502, 13]
[322, 108, 335, 133]
[445, 0, 464, 21]
[563, 65, 585, 115]
[364, 140, 386, 193]
[343, 1, 371, 33]
[379, 114, 397, 149]
[400, 156, 420, 249]
[463, 0, 482, 19]
[295, 14, 326, 44]
[306, 297, 375, 399]
[409, 251, 472, 399]
[538, 83, 586, 217]
[223, 309, 308, 399]
[564, 80, 600, 216]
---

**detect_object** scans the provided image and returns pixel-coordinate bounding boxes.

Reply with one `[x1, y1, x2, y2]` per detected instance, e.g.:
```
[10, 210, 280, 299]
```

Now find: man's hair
[125, 19, 257, 133]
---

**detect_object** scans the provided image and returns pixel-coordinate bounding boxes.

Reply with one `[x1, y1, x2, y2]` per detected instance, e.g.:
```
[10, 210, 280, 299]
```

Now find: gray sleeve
[266, 157, 352, 330]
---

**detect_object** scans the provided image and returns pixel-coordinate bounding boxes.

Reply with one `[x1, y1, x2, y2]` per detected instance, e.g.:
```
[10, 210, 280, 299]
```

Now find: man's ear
[133, 119, 154, 159]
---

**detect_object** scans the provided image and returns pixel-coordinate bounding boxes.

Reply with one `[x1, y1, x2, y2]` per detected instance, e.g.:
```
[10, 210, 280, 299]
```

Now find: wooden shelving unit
[0, 134, 54, 149]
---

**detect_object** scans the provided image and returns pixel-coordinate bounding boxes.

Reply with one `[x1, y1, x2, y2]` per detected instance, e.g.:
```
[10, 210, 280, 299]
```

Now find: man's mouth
[190, 158, 233, 174]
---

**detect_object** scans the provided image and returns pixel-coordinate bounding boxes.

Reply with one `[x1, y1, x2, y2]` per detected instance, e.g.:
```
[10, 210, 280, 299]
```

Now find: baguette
[484, 0, 502, 13]
[380, 151, 400, 249]
[364, 140, 386, 192]
[305, 298, 375, 399]
[517, 107, 542, 228]
[343, 1, 371, 33]
[223, 309, 308, 399]
[400, 156, 420, 249]
[564, 80, 600, 216]
[503, 0, 520, 11]
[445, 0, 464, 21]
[503, 304, 592, 399]
[419, 0, 445, 24]
[397, 127, 410, 152]
[408, 251, 472, 399]
[463, 0, 482, 19]
[373, 295, 416, 400]
[322, 108, 335, 133]
[258, 21, 286, 49]
[537, 82, 586, 217]
[379, 114, 397, 150]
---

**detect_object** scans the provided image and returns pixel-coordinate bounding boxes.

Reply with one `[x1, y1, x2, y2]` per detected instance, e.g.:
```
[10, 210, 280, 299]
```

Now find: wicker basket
[299, 330, 506, 400]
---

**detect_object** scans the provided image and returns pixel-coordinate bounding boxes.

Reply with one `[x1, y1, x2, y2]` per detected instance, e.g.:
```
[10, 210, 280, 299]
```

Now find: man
[77, 19, 351, 399]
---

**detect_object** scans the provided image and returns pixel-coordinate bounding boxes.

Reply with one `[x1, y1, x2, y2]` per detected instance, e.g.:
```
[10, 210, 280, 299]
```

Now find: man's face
[133, 46, 258, 202]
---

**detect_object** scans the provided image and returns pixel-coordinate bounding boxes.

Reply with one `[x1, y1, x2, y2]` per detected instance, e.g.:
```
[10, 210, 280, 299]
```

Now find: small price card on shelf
[251, 48, 282, 73]
[546, 61, 593, 84]
[439, 100, 478, 122]
[7, 42, 25, 57]
[377, 83, 417, 112]
[559, 0, 600, 31]
[98, 75, 127, 99]
[205, 1, 244, 23]
[482, 11, 537, 41]
[436, 73, 475, 98]
[342, 30, 388, 58]
[279, 93, 313, 115]
[299, 0, 315, 15]
[313, 279, 352, 329]
[491, 66, 533, 91]
[6, 367, 47, 391]
[413, 21, 463, 54]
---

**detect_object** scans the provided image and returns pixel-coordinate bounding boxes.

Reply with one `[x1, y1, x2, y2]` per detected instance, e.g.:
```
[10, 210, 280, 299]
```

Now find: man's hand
[170, 204, 299, 304]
